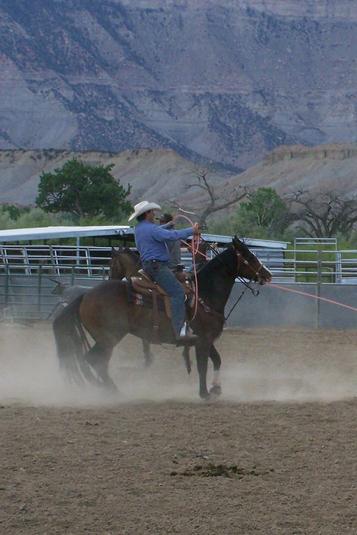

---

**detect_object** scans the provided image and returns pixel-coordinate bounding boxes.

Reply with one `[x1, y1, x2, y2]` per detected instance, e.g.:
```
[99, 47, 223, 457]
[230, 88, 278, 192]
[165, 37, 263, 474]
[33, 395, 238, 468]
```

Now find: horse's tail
[53, 295, 98, 386]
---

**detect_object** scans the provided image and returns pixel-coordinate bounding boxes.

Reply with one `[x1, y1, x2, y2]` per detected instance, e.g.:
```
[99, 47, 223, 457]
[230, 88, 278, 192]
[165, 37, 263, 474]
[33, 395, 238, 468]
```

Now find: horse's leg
[209, 344, 222, 397]
[195, 339, 210, 399]
[85, 342, 117, 391]
[142, 339, 154, 367]
[182, 346, 191, 374]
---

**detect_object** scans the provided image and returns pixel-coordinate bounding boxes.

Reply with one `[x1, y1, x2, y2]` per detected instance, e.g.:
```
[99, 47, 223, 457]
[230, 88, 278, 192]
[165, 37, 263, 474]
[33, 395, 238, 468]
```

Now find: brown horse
[109, 246, 155, 367]
[109, 246, 141, 280]
[109, 243, 210, 371]
[53, 237, 271, 399]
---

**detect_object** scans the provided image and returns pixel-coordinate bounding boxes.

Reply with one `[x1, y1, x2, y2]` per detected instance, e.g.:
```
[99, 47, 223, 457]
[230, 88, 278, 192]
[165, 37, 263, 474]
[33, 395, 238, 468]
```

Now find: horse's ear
[111, 246, 121, 256]
[233, 235, 246, 251]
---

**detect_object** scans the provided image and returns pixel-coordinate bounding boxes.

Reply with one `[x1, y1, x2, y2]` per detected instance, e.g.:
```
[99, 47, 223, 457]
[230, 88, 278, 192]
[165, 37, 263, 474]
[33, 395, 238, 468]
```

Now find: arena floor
[0, 324, 356, 534]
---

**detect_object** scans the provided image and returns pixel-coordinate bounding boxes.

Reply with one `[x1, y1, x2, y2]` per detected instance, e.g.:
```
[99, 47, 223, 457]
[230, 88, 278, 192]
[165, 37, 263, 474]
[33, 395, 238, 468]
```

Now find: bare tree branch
[287, 190, 357, 238]
[181, 166, 249, 227]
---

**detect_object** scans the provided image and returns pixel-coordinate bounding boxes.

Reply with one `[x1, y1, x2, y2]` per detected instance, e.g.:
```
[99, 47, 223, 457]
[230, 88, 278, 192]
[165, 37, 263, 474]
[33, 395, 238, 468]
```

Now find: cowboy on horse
[128, 200, 200, 345]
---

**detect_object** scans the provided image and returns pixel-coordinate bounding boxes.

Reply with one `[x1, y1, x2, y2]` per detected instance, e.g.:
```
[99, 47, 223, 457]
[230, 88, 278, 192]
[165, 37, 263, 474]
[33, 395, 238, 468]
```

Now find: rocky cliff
[1, 0, 356, 170]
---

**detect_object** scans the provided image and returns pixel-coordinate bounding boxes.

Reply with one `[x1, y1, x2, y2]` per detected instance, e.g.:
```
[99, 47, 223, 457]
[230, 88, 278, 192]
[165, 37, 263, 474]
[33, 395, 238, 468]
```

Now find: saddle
[130, 269, 194, 333]
[131, 270, 193, 311]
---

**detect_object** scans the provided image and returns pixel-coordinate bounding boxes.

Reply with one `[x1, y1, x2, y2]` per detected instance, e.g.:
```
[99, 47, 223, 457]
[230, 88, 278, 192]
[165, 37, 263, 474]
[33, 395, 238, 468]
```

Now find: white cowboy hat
[128, 200, 161, 222]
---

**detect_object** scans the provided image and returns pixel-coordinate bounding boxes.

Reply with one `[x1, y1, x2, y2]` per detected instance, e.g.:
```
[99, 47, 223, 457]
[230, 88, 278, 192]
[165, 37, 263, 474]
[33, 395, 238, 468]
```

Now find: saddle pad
[127, 280, 168, 313]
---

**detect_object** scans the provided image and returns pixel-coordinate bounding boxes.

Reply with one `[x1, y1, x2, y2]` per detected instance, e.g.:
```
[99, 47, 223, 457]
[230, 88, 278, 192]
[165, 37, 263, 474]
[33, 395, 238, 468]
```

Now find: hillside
[1, 1, 357, 170]
[225, 144, 357, 197]
[0, 144, 356, 211]
[0, 148, 228, 206]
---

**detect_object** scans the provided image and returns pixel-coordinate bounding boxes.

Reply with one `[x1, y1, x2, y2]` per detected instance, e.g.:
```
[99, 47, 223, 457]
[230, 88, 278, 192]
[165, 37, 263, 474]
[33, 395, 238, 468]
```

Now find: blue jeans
[143, 260, 185, 336]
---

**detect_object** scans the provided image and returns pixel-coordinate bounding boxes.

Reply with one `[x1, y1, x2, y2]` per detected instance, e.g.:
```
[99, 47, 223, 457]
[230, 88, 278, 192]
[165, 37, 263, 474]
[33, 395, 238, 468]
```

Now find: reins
[174, 212, 267, 322]
[223, 250, 261, 321]
[183, 234, 263, 322]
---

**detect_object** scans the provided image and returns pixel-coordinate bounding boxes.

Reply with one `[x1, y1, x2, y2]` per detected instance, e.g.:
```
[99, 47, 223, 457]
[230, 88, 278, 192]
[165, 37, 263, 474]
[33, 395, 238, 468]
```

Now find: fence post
[38, 264, 42, 318]
[5, 264, 9, 307]
[316, 249, 322, 328]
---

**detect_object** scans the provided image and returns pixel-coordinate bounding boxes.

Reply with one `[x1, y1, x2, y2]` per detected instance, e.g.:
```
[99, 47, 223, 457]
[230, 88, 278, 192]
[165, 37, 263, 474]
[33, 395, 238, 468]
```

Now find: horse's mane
[194, 246, 237, 306]
[113, 246, 140, 259]
[124, 247, 140, 259]
[196, 238, 255, 284]
[197, 246, 234, 279]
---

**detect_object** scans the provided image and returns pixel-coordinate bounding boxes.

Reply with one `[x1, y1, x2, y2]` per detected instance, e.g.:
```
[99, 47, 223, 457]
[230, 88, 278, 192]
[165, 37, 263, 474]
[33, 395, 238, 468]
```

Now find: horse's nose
[259, 275, 271, 285]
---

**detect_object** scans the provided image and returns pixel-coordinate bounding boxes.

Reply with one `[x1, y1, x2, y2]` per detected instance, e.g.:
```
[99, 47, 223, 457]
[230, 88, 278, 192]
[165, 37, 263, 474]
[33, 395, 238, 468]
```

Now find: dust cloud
[0, 324, 356, 406]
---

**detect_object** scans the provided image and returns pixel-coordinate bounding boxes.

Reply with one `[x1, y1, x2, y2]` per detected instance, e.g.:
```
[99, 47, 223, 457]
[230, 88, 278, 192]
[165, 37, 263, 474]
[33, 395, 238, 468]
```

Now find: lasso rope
[232, 246, 357, 314]
[269, 282, 357, 313]
[175, 213, 200, 320]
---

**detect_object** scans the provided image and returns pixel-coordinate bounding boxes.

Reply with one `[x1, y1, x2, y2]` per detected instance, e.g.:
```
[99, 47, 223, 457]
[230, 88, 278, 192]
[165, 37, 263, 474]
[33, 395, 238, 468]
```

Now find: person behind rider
[159, 212, 182, 271]
[129, 201, 199, 345]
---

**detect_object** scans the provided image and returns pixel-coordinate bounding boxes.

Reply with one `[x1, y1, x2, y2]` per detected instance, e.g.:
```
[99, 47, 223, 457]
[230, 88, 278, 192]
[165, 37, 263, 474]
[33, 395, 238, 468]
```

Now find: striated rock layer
[1, 1, 357, 170]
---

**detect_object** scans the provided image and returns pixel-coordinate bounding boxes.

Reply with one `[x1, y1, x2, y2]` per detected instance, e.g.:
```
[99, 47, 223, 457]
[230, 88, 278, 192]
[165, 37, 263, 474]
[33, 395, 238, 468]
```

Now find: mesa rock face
[1, 0, 356, 170]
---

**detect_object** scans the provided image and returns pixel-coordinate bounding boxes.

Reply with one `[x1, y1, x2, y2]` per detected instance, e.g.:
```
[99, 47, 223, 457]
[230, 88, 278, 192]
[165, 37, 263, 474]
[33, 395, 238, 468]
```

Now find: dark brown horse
[53, 237, 272, 399]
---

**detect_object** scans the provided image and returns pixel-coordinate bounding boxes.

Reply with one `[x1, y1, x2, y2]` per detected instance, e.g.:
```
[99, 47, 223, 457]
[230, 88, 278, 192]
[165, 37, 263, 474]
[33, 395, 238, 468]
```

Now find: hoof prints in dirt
[170, 462, 274, 479]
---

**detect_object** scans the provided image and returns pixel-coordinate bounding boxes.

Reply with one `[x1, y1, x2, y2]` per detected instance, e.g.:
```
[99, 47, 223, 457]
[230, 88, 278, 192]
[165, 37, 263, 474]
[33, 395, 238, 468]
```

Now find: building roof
[0, 225, 131, 242]
[200, 233, 288, 249]
[0, 225, 288, 249]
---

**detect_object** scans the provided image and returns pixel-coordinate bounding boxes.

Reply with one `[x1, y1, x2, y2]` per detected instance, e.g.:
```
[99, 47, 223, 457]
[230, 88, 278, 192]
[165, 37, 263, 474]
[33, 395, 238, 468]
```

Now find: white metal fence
[1, 244, 357, 322]
[1, 244, 357, 282]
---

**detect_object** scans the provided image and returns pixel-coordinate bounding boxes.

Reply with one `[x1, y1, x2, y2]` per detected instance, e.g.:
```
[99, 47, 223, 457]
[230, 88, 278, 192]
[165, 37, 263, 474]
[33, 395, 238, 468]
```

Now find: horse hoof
[209, 384, 222, 397]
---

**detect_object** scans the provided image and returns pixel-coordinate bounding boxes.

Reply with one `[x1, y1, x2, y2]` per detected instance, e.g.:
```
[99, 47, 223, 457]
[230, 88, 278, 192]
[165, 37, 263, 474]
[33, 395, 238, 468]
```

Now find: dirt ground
[0, 323, 356, 535]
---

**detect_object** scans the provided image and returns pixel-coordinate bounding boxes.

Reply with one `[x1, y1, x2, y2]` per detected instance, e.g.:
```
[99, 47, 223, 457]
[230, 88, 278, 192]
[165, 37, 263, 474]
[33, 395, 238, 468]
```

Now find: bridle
[201, 241, 270, 321]
[235, 250, 265, 293]
[204, 240, 266, 289]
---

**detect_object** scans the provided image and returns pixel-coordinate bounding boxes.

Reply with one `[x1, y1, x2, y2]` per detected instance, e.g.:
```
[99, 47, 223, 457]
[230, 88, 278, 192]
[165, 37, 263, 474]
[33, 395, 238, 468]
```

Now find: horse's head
[109, 247, 125, 279]
[109, 247, 141, 279]
[232, 236, 272, 285]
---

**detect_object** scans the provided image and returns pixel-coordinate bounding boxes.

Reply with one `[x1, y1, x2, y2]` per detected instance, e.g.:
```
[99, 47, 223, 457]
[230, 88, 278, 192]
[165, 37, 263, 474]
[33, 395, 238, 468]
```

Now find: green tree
[36, 159, 132, 219]
[0, 204, 27, 220]
[231, 187, 292, 239]
[0, 206, 73, 230]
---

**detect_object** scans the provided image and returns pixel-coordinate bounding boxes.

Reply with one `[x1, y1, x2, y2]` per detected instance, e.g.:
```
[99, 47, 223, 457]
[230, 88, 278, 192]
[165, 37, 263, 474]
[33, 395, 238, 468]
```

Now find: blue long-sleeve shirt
[134, 220, 192, 262]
